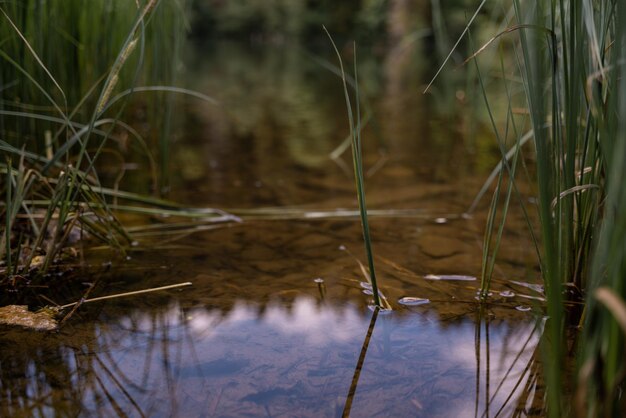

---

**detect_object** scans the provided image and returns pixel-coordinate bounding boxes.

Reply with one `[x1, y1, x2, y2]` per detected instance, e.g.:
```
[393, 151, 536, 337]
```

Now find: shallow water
[0, 40, 547, 417]
[0, 288, 544, 417]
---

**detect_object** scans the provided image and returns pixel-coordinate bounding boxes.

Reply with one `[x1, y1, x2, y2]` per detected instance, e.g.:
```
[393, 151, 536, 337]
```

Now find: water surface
[0, 40, 545, 417]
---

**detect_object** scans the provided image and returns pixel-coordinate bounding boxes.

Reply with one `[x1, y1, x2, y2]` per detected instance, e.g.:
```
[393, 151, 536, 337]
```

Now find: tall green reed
[576, 2, 626, 416]
[508, 2, 626, 416]
[324, 27, 382, 308]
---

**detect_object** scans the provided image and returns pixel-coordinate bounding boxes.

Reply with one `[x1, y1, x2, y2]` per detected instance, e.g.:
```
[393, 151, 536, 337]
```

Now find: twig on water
[59, 282, 193, 310]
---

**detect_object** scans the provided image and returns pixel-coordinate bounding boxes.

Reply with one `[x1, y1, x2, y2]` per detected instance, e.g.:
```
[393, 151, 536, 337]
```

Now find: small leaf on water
[424, 274, 476, 281]
[509, 280, 544, 293]
[398, 297, 430, 306]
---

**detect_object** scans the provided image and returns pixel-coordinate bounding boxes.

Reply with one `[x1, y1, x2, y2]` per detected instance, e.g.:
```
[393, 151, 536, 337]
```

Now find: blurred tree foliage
[189, 0, 497, 49]
[190, 0, 388, 41]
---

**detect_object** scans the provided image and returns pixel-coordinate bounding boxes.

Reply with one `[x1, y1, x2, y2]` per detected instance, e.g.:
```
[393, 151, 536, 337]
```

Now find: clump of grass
[576, 3, 626, 410]
[0, 1, 195, 285]
[499, 2, 626, 416]
[430, 1, 626, 416]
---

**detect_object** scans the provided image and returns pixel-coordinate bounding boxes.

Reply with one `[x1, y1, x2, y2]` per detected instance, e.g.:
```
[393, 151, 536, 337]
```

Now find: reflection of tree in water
[190, 41, 338, 166]
[174, 41, 375, 206]
[173, 33, 517, 209]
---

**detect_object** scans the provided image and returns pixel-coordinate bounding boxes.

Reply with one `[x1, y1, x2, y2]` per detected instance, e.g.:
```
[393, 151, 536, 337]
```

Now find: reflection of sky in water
[84, 296, 541, 417]
[175, 300, 367, 346]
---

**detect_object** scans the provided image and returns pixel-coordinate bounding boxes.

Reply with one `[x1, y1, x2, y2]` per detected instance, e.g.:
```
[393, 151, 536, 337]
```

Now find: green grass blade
[324, 27, 381, 307]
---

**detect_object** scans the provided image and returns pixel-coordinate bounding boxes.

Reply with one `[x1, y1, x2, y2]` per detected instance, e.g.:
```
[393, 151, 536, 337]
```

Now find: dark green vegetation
[1, 1, 625, 417]
[435, 1, 626, 417]
[0, 0, 226, 288]
[190, 0, 387, 41]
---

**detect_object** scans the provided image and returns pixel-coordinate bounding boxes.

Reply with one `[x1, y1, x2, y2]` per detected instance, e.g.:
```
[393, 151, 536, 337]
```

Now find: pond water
[0, 40, 546, 417]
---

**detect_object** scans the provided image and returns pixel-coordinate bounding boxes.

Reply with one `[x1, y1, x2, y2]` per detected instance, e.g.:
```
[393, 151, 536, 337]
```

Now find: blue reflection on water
[78, 296, 540, 418]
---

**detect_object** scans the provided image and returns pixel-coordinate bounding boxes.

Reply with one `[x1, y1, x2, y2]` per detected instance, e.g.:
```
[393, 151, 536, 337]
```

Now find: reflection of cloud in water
[262, 298, 364, 345]
[186, 297, 366, 346]
[186, 308, 224, 337]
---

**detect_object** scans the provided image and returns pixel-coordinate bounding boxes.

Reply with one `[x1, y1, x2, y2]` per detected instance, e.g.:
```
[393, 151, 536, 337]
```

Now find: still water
[1, 40, 545, 417]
